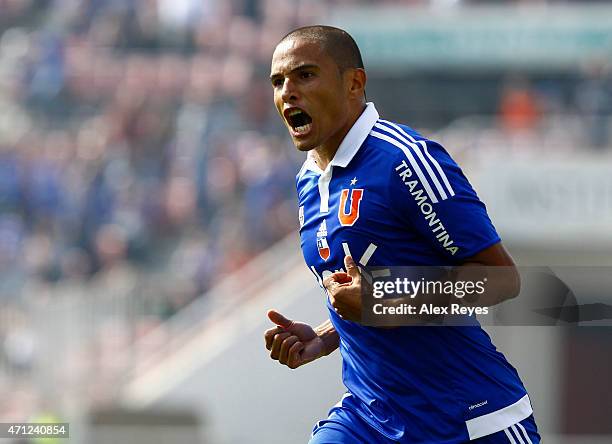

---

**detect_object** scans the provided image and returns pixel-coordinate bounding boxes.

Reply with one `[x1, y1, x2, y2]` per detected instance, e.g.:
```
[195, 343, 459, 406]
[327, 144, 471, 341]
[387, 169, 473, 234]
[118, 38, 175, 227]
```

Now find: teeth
[288, 109, 302, 117]
[294, 123, 312, 135]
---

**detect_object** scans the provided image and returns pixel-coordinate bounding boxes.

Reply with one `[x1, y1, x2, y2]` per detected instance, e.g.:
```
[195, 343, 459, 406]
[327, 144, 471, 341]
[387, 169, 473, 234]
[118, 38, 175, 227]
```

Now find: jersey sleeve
[387, 138, 500, 261]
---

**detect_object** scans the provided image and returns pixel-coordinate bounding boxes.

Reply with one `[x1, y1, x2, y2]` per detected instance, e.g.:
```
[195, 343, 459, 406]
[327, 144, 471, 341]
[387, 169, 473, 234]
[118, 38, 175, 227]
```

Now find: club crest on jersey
[316, 220, 330, 261]
[338, 188, 364, 226]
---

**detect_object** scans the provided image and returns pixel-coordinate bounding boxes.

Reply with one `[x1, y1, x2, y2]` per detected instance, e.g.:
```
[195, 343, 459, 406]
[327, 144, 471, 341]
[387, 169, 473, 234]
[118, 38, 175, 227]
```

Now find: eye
[271, 78, 284, 88]
[300, 71, 314, 80]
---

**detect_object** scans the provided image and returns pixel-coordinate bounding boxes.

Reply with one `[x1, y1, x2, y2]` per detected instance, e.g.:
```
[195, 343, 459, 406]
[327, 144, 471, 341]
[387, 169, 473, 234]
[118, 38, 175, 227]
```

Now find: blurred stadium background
[0, 0, 611, 443]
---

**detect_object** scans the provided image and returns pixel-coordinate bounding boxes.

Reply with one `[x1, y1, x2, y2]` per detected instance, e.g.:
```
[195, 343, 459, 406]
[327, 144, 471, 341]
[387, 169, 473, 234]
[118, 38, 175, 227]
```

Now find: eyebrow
[269, 64, 319, 82]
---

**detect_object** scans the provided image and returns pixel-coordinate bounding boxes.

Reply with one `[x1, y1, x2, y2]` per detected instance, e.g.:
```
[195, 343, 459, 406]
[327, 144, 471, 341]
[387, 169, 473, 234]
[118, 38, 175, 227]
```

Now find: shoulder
[366, 119, 466, 203]
[369, 119, 448, 160]
[372, 119, 425, 143]
[366, 119, 458, 175]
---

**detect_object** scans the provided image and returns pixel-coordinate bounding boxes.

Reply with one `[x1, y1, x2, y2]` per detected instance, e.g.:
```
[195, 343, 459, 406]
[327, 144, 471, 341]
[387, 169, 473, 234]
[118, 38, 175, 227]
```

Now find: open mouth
[285, 108, 313, 136]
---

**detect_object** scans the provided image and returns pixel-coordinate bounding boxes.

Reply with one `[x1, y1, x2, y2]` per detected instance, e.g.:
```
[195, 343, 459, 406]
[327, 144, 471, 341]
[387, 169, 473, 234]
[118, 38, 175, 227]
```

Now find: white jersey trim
[370, 129, 440, 204]
[379, 120, 455, 197]
[376, 120, 455, 199]
[515, 422, 533, 443]
[297, 160, 309, 180]
[374, 122, 450, 201]
[504, 428, 517, 444]
[418, 139, 455, 198]
[318, 169, 332, 213]
[303, 102, 380, 175]
[302, 103, 379, 213]
[511, 424, 526, 444]
[465, 394, 533, 440]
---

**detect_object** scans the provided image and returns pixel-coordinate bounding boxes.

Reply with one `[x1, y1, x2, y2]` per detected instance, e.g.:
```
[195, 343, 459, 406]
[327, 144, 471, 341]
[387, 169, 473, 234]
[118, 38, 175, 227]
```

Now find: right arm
[264, 310, 339, 369]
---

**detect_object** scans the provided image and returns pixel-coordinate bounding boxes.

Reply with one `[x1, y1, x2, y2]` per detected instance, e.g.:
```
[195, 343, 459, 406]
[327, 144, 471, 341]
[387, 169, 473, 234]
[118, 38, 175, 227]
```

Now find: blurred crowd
[0, 0, 325, 417]
[0, 0, 322, 308]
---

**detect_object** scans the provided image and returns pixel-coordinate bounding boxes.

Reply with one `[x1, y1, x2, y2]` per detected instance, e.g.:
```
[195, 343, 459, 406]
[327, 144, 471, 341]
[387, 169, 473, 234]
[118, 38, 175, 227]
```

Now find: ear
[345, 68, 367, 100]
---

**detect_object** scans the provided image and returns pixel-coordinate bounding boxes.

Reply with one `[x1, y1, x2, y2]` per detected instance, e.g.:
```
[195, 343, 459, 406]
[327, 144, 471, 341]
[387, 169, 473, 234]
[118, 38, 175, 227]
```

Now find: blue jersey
[296, 103, 533, 443]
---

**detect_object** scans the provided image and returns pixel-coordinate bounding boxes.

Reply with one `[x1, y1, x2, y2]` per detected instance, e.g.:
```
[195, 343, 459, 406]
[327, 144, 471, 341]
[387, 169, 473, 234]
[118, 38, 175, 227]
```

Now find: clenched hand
[264, 310, 327, 369]
[323, 255, 364, 322]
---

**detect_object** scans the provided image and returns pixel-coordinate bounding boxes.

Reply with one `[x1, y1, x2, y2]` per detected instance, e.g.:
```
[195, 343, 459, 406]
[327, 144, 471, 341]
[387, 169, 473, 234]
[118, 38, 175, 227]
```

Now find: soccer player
[264, 25, 540, 444]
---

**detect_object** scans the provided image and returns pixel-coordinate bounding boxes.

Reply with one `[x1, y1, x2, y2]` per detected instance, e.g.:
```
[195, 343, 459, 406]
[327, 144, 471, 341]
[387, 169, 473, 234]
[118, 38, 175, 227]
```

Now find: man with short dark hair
[265, 25, 540, 443]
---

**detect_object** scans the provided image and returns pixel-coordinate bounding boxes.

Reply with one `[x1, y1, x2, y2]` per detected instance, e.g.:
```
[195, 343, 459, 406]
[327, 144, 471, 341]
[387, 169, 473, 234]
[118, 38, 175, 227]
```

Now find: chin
[293, 139, 317, 152]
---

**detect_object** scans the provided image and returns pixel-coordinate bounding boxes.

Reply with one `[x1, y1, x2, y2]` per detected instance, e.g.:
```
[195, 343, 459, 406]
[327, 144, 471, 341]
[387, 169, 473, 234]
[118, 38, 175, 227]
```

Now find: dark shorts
[309, 403, 540, 444]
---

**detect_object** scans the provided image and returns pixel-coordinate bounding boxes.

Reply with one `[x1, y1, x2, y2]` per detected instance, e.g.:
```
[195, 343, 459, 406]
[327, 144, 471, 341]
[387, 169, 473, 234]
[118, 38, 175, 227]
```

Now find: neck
[312, 102, 366, 171]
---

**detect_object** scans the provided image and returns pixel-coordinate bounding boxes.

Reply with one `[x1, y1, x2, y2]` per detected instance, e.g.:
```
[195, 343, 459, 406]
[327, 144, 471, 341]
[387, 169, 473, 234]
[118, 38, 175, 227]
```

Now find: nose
[281, 78, 298, 103]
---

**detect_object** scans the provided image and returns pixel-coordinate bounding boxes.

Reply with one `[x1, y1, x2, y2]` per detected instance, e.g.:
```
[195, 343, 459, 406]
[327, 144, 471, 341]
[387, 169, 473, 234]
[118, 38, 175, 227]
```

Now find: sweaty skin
[270, 37, 367, 170]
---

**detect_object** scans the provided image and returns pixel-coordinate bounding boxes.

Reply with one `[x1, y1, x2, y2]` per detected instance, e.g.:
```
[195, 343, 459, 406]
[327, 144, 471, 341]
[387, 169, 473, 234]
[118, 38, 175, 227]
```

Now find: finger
[335, 272, 353, 284]
[323, 276, 349, 292]
[267, 309, 294, 329]
[323, 273, 351, 289]
[264, 326, 283, 350]
[330, 297, 351, 313]
[270, 332, 292, 360]
[279, 335, 301, 364]
[287, 341, 305, 369]
[322, 275, 339, 290]
[330, 291, 352, 307]
[329, 286, 352, 303]
[344, 255, 361, 282]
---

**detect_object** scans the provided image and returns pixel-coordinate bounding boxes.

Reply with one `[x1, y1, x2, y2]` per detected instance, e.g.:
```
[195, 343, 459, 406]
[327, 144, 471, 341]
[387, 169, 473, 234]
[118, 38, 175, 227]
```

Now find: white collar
[304, 102, 379, 174]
